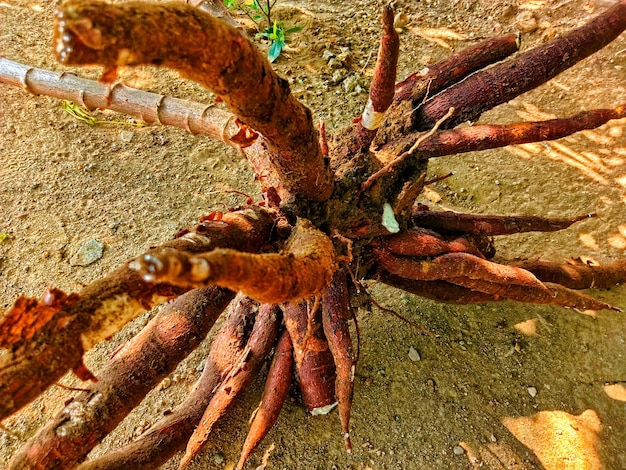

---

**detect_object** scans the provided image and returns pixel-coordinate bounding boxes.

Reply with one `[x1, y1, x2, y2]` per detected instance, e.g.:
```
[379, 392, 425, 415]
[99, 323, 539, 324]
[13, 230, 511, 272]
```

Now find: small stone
[408, 347, 421, 362]
[322, 49, 335, 61]
[328, 57, 343, 69]
[516, 11, 538, 33]
[490, 434, 497, 442]
[527, 386, 538, 398]
[70, 239, 104, 266]
[394, 12, 409, 29]
[331, 70, 345, 84]
[119, 130, 134, 143]
[453, 445, 465, 455]
[160, 377, 172, 390]
[213, 453, 224, 464]
[342, 75, 361, 93]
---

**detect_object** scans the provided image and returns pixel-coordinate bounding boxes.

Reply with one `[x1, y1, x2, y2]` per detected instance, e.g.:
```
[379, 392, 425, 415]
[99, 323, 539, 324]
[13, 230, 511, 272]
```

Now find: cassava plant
[225, 0, 302, 61]
[1, 0, 626, 468]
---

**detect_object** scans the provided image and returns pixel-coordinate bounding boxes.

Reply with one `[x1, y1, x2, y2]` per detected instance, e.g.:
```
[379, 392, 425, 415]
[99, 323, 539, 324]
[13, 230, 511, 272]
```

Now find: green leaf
[285, 26, 303, 33]
[268, 40, 283, 62]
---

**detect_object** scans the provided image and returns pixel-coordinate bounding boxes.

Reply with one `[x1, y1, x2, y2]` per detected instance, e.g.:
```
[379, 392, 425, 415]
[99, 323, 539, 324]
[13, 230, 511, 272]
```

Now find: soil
[1, 0, 626, 469]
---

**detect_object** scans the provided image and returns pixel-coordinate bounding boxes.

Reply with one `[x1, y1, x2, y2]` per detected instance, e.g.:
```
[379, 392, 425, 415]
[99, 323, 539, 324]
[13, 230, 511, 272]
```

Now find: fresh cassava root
[1, 0, 625, 468]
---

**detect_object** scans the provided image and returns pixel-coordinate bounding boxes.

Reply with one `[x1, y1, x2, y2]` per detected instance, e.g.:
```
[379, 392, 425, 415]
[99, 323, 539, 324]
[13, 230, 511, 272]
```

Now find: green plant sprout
[225, 0, 302, 62]
[61, 100, 145, 127]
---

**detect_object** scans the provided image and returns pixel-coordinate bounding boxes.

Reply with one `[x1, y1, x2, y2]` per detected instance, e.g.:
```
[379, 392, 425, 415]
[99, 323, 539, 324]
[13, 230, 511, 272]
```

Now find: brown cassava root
[1, 0, 625, 468]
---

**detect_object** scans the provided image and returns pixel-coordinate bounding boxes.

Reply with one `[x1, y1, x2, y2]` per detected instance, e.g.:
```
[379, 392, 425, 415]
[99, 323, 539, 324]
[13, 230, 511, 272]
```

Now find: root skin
[412, 208, 594, 236]
[413, 0, 626, 129]
[283, 301, 337, 414]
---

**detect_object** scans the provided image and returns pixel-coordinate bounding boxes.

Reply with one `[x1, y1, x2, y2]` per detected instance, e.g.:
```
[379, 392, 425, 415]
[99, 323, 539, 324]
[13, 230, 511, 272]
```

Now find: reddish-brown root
[380, 227, 486, 258]
[180, 304, 281, 469]
[411, 207, 594, 236]
[391, 105, 626, 160]
[236, 329, 293, 470]
[394, 33, 520, 102]
[513, 259, 626, 290]
[412, 0, 626, 129]
[282, 300, 337, 414]
[378, 273, 498, 304]
[322, 270, 356, 451]
[77, 295, 257, 470]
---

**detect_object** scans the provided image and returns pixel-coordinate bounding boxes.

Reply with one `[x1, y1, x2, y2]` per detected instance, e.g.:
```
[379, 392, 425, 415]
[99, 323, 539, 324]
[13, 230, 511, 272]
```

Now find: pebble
[322, 49, 335, 61]
[408, 347, 421, 362]
[70, 239, 104, 266]
[394, 12, 409, 29]
[119, 130, 134, 143]
[160, 377, 172, 390]
[527, 386, 538, 398]
[453, 445, 465, 455]
[213, 453, 224, 464]
[515, 11, 538, 33]
[331, 70, 346, 84]
[342, 75, 361, 93]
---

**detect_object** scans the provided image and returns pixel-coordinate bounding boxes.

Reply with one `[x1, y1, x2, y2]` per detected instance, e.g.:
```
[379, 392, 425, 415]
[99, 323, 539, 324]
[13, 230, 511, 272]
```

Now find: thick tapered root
[78, 295, 257, 470]
[513, 259, 626, 290]
[394, 33, 520, 102]
[54, 0, 332, 200]
[380, 227, 487, 258]
[357, 4, 399, 147]
[386, 105, 626, 160]
[322, 270, 356, 451]
[237, 329, 293, 470]
[180, 304, 281, 469]
[412, 0, 626, 129]
[283, 301, 337, 414]
[377, 252, 618, 311]
[7, 287, 233, 470]
[412, 208, 595, 236]
[133, 219, 338, 304]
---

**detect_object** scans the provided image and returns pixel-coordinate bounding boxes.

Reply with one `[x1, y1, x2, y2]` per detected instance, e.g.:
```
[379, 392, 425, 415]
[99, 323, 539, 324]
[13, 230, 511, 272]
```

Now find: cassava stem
[0, 58, 249, 145]
[54, 0, 333, 201]
[132, 218, 338, 304]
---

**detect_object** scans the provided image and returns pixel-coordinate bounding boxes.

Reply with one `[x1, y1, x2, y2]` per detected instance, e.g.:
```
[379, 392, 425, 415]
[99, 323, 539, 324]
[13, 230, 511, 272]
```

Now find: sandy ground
[1, 0, 626, 468]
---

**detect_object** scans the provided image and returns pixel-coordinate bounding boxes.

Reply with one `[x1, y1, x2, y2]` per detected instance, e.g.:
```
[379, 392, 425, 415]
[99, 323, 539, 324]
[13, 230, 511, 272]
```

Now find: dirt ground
[1, 0, 626, 468]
